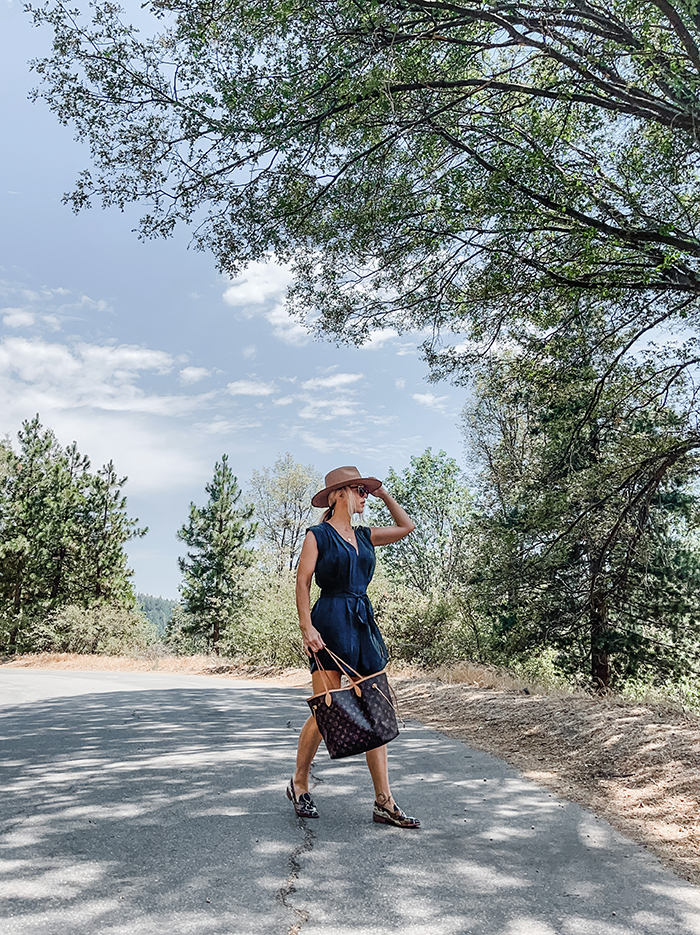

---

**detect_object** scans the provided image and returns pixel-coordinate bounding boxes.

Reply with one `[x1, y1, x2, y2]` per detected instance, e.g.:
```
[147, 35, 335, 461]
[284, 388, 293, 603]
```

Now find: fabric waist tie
[319, 590, 373, 627]
[321, 590, 368, 598]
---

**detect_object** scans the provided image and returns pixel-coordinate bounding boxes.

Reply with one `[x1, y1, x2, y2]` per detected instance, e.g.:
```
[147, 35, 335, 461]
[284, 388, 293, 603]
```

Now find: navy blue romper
[307, 522, 389, 677]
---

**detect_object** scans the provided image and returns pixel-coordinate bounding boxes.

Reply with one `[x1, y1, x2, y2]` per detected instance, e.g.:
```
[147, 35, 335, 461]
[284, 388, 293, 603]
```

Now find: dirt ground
[3, 652, 699, 886]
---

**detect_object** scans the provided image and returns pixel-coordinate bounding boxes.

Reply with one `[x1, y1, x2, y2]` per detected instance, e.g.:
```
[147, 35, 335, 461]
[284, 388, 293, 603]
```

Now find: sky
[0, 1, 469, 599]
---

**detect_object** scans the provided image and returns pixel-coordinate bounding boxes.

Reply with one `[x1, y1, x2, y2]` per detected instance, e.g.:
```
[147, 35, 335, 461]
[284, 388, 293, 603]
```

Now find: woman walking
[287, 466, 420, 829]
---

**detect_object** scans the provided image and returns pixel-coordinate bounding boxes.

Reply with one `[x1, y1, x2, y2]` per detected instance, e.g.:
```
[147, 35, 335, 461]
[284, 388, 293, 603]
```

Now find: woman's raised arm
[369, 486, 416, 546]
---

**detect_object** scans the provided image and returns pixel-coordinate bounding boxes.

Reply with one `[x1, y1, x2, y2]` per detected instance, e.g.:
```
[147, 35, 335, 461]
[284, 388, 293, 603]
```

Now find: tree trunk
[590, 574, 611, 690]
[213, 616, 220, 656]
[50, 546, 66, 600]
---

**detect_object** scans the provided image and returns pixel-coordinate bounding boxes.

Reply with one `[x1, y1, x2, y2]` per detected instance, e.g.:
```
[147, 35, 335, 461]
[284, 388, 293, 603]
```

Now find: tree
[28, 0, 700, 359]
[177, 454, 256, 653]
[249, 453, 321, 573]
[372, 449, 474, 592]
[79, 460, 146, 605]
[462, 335, 700, 688]
[0, 416, 145, 651]
[138, 593, 177, 633]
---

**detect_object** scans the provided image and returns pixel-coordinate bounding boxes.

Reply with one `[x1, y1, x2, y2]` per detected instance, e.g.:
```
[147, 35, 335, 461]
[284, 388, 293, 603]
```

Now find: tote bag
[307, 647, 400, 759]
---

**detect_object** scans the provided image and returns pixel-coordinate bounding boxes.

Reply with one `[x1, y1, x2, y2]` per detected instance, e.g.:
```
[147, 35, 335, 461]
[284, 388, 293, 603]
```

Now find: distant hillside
[137, 593, 178, 634]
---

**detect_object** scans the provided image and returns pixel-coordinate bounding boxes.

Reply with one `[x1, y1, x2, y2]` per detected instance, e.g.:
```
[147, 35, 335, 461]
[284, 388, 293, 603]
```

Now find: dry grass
[4, 653, 699, 885]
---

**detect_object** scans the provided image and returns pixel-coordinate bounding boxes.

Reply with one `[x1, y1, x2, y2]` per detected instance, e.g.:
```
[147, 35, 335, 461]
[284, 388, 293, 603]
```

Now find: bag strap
[312, 647, 404, 726]
[322, 646, 365, 682]
[311, 648, 363, 701]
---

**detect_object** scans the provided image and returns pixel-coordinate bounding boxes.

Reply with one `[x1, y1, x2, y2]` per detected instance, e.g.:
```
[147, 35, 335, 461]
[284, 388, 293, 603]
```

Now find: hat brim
[312, 476, 382, 508]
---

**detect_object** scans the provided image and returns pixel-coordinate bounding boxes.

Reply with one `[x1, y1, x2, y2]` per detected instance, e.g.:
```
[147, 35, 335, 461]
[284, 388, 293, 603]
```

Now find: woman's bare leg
[365, 744, 394, 809]
[293, 669, 341, 793]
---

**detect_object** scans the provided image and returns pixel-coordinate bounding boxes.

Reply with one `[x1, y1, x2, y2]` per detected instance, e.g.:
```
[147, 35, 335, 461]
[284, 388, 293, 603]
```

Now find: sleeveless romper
[307, 522, 389, 677]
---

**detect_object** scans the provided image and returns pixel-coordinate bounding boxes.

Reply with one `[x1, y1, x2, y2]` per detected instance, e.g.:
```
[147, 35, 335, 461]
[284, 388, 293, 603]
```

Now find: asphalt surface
[1, 670, 699, 935]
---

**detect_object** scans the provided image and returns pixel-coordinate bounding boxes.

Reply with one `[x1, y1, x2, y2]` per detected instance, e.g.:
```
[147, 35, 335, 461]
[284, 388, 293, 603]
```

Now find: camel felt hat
[311, 466, 382, 508]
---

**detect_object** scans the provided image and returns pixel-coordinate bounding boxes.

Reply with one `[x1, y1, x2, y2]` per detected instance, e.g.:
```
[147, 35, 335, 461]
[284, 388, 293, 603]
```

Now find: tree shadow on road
[2, 685, 700, 935]
[0, 683, 310, 935]
[295, 725, 700, 935]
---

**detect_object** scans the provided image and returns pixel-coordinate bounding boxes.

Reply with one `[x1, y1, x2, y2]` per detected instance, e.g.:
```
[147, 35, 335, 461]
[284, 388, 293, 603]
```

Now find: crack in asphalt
[278, 718, 320, 935]
[278, 817, 315, 935]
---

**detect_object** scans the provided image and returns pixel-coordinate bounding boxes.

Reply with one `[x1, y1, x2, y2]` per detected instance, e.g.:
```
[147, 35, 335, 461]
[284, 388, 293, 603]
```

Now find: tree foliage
[137, 592, 177, 633]
[0, 416, 146, 651]
[27, 0, 700, 360]
[249, 453, 322, 573]
[463, 331, 700, 687]
[372, 448, 474, 591]
[177, 454, 256, 652]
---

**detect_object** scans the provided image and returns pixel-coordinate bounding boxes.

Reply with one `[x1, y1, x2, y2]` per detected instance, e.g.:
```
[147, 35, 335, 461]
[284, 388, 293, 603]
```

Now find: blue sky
[0, 1, 468, 598]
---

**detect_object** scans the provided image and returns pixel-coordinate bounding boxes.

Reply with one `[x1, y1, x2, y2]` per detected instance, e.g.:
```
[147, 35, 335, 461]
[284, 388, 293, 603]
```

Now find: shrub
[0, 604, 157, 655]
[219, 570, 308, 667]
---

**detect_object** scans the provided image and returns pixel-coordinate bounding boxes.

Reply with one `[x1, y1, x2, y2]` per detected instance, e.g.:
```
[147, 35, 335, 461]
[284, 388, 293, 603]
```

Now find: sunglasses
[350, 485, 370, 498]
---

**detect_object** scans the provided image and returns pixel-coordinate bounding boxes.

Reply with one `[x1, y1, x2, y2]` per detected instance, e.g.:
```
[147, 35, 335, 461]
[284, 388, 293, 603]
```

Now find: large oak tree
[28, 0, 700, 355]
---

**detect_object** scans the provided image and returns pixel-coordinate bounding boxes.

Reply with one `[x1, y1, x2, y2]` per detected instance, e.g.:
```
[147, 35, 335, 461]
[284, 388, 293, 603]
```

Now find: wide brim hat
[311, 466, 382, 508]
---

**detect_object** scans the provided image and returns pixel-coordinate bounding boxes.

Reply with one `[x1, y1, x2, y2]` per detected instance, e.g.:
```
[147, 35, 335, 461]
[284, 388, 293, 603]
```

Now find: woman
[287, 465, 420, 829]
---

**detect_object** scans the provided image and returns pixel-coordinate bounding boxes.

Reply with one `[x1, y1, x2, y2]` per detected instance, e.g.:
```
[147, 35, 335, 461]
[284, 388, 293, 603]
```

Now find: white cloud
[395, 378, 406, 390]
[366, 414, 397, 425]
[297, 396, 357, 420]
[0, 279, 113, 330]
[0, 336, 212, 418]
[221, 262, 313, 346]
[193, 417, 262, 434]
[2, 307, 35, 328]
[302, 372, 363, 391]
[291, 429, 342, 453]
[227, 379, 276, 396]
[42, 315, 61, 332]
[412, 392, 449, 412]
[360, 329, 399, 350]
[274, 396, 294, 406]
[23, 410, 211, 494]
[179, 366, 210, 385]
[265, 304, 311, 346]
[222, 261, 293, 307]
[242, 345, 256, 359]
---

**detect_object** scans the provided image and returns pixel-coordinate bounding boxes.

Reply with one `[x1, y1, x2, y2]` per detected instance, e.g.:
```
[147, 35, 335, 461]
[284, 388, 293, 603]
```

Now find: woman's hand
[372, 484, 388, 501]
[301, 625, 325, 657]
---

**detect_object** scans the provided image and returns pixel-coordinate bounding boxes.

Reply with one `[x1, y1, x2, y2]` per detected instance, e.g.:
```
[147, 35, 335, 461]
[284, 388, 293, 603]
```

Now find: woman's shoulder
[357, 525, 374, 544]
[306, 522, 330, 540]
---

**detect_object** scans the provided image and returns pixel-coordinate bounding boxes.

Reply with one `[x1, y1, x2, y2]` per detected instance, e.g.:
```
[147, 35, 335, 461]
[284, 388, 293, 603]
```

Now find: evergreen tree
[137, 593, 178, 634]
[79, 460, 146, 605]
[177, 455, 256, 653]
[0, 416, 145, 651]
[462, 343, 700, 688]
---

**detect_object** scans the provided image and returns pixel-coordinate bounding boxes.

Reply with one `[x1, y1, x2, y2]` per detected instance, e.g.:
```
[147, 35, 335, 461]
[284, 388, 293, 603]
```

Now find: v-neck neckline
[326, 522, 359, 556]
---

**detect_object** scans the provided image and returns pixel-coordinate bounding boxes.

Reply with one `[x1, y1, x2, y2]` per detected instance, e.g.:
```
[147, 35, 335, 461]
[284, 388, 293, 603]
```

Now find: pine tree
[0, 417, 145, 651]
[79, 460, 146, 605]
[462, 347, 700, 689]
[177, 455, 256, 654]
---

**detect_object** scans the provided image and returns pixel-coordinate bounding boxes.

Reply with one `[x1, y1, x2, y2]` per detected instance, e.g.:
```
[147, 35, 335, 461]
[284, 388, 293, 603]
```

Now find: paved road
[1, 670, 699, 935]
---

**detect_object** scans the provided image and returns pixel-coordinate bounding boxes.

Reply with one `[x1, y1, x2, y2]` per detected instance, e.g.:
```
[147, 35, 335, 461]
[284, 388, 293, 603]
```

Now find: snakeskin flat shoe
[286, 777, 319, 818]
[373, 800, 420, 829]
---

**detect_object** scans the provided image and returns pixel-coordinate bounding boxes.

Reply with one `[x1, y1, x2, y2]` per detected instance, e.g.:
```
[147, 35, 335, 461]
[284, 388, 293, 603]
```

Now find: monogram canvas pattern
[308, 671, 399, 759]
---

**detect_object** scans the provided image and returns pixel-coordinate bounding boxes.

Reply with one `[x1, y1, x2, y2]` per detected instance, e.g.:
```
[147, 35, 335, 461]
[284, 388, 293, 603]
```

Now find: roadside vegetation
[4, 429, 700, 715]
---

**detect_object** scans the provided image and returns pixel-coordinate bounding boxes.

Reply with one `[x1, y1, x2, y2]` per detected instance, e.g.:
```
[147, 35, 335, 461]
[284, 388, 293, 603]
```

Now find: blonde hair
[321, 487, 369, 526]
